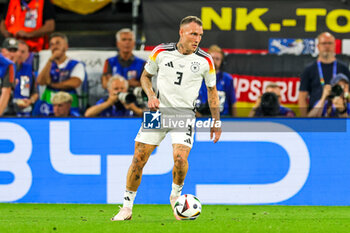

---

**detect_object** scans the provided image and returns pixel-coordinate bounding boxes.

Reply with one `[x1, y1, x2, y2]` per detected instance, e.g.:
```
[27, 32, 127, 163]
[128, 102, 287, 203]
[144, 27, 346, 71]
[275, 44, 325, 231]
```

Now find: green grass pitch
[0, 204, 349, 233]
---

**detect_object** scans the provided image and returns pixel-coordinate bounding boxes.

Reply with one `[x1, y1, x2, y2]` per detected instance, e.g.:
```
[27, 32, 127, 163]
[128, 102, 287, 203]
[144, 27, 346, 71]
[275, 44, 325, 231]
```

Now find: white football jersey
[144, 43, 216, 109]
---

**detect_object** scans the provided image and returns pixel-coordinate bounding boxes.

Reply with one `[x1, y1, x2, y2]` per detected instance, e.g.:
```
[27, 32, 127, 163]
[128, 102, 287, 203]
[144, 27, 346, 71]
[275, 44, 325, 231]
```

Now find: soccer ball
[173, 194, 202, 220]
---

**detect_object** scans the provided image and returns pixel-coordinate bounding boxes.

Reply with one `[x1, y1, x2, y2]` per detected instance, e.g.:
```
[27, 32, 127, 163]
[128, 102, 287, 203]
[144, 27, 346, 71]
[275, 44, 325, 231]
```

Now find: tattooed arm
[207, 86, 222, 143]
[140, 69, 159, 110]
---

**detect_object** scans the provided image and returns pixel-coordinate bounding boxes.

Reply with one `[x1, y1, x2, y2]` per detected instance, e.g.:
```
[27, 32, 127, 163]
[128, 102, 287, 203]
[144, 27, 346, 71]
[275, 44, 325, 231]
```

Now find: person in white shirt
[112, 16, 222, 221]
[36, 32, 87, 116]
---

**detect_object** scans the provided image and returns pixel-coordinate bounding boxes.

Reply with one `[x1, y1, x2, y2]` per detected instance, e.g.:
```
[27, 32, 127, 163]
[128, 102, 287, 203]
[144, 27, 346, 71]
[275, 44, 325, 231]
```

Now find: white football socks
[123, 190, 137, 209]
[170, 183, 184, 197]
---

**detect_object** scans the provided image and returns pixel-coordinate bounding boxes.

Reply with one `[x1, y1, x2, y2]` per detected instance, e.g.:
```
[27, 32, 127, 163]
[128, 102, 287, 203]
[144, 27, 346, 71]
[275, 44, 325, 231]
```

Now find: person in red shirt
[0, 0, 56, 52]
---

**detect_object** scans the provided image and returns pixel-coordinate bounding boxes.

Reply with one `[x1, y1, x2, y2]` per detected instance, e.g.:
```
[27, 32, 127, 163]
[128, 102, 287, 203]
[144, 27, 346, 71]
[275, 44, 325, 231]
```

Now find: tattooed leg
[126, 142, 157, 191]
[172, 144, 191, 185]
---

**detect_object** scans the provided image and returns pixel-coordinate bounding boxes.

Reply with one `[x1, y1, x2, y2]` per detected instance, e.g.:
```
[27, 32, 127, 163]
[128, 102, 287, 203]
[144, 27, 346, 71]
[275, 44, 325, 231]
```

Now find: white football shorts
[135, 126, 195, 148]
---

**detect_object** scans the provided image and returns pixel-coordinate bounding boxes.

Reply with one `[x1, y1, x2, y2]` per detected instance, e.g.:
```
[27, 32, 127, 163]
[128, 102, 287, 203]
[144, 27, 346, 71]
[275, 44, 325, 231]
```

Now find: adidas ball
[174, 194, 202, 220]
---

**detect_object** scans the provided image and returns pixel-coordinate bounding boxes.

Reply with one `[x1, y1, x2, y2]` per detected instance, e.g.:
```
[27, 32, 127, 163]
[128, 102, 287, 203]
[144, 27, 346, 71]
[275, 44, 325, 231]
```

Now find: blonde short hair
[180, 16, 202, 27]
[52, 92, 73, 105]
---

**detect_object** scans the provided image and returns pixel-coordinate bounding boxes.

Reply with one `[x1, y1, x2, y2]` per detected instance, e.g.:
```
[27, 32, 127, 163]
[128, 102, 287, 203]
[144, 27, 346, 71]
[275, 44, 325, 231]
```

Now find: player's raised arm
[207, 85, 222, 143]
[140, 69, 159, 110]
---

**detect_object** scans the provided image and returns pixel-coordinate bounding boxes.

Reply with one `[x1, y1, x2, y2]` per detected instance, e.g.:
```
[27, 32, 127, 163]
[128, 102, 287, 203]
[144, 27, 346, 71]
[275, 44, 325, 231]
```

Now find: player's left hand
[210, 124, 222, 143]
[148, 96, 160, 111]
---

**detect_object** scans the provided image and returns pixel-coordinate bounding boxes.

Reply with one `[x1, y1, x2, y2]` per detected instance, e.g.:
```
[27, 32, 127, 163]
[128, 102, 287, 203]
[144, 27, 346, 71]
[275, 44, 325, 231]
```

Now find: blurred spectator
[51, 91, 80, 117]
[17, 40, 34, 67]
[308, 73, 350, 118]
[0, 51, 15, 116]
[298, 32, 350, 117]
[35, 32, 88, 116]
[249, 83, 295, 117]
[1, 38, 16, 61]
[1, 38, 37, 116]
[196, 45, 236, 117]
[17, 39, 38, 78]
[85, 75, 143, 117]
[0, 0, 55, 52]
[101, 28, 145, 89]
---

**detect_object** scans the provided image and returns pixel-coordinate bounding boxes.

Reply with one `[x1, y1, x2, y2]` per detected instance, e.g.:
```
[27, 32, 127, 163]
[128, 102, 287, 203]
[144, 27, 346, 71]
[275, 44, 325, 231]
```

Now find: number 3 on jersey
[174, 71, 183, 85]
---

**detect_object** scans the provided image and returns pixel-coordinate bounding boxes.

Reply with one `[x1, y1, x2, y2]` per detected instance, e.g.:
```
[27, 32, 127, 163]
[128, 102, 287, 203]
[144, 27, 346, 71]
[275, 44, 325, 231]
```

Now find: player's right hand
[148, 96, 160, 111]
[210, 125, 222, 143]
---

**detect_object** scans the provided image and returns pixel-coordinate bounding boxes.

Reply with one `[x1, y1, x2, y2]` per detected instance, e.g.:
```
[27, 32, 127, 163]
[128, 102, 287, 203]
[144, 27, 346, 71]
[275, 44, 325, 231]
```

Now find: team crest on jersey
[190, 62, 200, 73]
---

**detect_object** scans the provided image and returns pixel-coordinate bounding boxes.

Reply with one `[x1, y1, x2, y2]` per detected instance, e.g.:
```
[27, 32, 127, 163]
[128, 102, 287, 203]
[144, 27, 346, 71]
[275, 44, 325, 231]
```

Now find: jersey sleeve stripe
[197, 50, 215, 74]
[149, 44, 175, 61]
[150, 47, 165, 61]
[204, 56, 215, 74]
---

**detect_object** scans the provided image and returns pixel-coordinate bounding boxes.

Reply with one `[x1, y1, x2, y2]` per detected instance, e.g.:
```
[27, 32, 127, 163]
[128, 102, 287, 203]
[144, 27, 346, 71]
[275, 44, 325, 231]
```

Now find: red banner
[232, 74, 300, 104]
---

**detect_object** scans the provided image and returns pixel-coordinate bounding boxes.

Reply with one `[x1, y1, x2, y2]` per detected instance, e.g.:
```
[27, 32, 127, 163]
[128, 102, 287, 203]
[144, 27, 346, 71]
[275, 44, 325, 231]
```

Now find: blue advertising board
[0, 118, 349, 205]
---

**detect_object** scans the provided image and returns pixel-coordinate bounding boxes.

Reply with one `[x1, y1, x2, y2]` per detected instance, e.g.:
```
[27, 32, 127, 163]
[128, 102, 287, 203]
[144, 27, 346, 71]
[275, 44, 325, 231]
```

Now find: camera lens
[332, 85, 343, 97]
[328, 85, 344, 99]
[118, 92, 136, 104]
[260, 92, 280, 116]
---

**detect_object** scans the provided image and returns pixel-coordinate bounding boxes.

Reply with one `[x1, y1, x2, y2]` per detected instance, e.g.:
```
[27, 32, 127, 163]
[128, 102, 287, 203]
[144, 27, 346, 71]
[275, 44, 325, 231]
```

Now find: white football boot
[170, 195, 181, 220]
[111, 207, 132, 221]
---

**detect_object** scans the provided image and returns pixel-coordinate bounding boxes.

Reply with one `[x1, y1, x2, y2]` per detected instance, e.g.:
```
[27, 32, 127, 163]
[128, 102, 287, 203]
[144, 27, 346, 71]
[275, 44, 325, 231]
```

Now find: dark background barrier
[143, 0, 350, 50]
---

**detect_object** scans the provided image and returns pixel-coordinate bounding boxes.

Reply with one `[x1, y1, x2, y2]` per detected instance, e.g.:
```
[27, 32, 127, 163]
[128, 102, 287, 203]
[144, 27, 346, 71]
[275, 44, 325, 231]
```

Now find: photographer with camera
[249, 83, 295, 117]
[84, 75, 143, 117]
[308, 73, 349, 117]
[298, 32, 350, 117]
